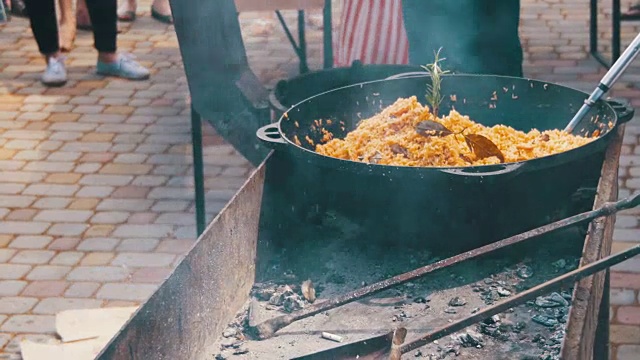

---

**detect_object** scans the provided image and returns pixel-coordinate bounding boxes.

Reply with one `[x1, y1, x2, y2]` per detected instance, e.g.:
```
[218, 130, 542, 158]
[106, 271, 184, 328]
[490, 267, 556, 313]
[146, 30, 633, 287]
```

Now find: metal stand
[190, 106, 206, 236]
[275, 0, 333, 73]
[590, 0, 622, 69]
[593, 269, 611, 360]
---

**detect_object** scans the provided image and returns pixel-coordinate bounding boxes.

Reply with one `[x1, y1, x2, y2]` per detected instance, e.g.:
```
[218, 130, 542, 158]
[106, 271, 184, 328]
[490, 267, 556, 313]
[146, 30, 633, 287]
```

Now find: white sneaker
[41, 57, 67, 87]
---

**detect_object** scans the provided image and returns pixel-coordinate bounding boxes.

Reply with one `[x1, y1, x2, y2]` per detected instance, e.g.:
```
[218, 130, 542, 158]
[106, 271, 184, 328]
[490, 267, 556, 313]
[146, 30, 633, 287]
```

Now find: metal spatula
[565, 32, 640, 133]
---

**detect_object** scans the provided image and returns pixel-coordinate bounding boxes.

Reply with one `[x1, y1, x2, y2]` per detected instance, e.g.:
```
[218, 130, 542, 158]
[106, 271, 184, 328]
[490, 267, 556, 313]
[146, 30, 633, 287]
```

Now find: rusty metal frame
[94, 127, 625, 359]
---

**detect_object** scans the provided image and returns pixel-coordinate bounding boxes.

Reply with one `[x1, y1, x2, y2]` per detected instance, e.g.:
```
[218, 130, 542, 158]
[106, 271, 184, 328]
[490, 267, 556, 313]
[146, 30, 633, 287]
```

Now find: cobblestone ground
[0, 0, 639, 359]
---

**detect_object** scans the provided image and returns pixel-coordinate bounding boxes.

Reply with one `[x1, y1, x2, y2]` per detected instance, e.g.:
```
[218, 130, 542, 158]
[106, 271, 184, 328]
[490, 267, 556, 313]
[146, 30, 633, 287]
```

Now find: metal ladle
[565, 32, 640, 133]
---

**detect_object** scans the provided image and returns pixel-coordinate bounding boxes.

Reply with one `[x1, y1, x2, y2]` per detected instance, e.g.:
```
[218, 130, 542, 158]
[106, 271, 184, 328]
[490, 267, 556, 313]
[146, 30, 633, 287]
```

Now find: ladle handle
[565, 31, 640, 132]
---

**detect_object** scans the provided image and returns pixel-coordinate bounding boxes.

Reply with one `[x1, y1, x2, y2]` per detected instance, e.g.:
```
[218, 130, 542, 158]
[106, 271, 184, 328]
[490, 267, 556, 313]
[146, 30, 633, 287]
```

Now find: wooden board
[561, 124, 625, 360]
[235, 0, 325, 12]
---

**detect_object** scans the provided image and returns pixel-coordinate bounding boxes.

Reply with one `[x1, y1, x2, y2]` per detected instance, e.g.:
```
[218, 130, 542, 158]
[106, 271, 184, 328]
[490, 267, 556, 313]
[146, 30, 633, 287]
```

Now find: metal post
[298, 10, 309, 73]
[323, 0, 333, 69]
[191, 106, 206, 237]
[590, 0, 598, 55]
[593, 269, 611, 360]
[613, 0, 621, 62]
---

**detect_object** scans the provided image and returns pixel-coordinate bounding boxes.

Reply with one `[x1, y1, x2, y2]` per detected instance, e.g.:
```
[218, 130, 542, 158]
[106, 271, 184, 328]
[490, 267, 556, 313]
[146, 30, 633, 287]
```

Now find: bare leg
[150, 0, 171, 24]
[117, 0, 135, 22]
[58, 0, 75, 51]
[75, 0, 90, 29]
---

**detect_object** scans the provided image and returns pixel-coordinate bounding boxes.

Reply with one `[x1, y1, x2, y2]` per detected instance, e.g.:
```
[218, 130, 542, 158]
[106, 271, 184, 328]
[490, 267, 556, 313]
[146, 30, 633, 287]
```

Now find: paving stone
[79, 174, 134, 186]
[76, 186, 114, 198]
[0, 281, 28, 297]
[32, 298, 103, 315]
[127, 212, 158, 224]
[111, 253, 175, 268]
[100, 198, 154, 212]
[32, 197, 72, 209]
[50, 252, 85, 266]
[0, 250, 16, 263]
[130, 267, 172, 283]
[0, 265, 32, 280]
[23, 184, 78, 196]
[9, 250, 55, 265]
[0, 315, 56, 333]
[90, 211, 130, 224]
[611, 289, 637, 305]
[46, 224, 89, 236]
[47, 238, 81, 251]
[76, 238, 120, 251]
[68, 198, 100, 210]
[0, 297, 38, 314]
[33, 210, 94, 223]
[116, 238, 160, 252]
[25, 266, 71, 281]
[21, 281, 69, 297]
[64, 282, 101, 298]
[618, 345, 640, 360]
[66, 266, 131, 282]
[112, 224, 173, 238]
[80, 252, 115, 266]
[96, 283, 158, 301]
[156, 239, 194, 254]
[8, 236, 52, 249]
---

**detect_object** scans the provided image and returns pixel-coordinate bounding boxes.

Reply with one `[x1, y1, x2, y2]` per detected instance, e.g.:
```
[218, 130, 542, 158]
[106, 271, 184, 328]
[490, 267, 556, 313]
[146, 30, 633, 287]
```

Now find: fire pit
[94, 120, 629, 359]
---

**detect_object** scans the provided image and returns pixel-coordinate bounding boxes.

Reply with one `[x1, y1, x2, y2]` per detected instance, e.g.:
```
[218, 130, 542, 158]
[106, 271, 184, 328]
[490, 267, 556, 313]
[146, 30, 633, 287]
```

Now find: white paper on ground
[20, 306, 139, 360]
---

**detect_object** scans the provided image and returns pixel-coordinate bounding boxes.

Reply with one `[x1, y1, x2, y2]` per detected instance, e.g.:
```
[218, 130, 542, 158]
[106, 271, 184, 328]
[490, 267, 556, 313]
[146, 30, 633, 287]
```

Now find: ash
[211, 211, 581, 360]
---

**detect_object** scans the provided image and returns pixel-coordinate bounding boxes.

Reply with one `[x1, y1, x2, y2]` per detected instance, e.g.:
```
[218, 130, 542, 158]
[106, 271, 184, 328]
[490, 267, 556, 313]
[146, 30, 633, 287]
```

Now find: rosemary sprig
[421, 48, 450, 119]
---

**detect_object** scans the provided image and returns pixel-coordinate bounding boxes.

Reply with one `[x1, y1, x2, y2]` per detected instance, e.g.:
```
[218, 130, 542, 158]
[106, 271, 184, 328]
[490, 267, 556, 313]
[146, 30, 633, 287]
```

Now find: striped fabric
[334, 0, 409, 67]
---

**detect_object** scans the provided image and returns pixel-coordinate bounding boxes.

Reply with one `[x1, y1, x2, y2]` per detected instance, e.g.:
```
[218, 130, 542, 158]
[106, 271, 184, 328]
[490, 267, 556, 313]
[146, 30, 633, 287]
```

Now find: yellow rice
[315, 96, 595, 167]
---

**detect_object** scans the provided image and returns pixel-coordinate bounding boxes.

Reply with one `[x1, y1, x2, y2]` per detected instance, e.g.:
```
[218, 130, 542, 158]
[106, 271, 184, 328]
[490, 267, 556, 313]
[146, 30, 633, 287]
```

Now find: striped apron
[333, 0, 409, 67]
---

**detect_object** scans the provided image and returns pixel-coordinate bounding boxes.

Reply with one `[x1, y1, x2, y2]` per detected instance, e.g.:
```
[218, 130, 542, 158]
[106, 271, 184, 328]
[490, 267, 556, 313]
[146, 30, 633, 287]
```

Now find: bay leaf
[463, 134, 505, 163]
[416, 120, 453, 137]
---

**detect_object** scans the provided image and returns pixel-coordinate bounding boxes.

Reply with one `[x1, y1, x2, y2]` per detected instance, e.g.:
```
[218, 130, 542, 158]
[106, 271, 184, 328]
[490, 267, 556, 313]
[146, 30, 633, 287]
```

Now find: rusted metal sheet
[561, 124, 624, 360]
[94, 157, 269, 360]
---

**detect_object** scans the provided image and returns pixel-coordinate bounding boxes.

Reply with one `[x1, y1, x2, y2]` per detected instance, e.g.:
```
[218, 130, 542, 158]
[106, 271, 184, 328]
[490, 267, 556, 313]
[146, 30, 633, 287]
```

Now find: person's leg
[151, 0, 172, 24]
[58, 0, 76, 51]
[23, 0, 68, 86]
[76, 0, 92, 30]
[84, 0, 149, 80]
[117, 0, 136, 22]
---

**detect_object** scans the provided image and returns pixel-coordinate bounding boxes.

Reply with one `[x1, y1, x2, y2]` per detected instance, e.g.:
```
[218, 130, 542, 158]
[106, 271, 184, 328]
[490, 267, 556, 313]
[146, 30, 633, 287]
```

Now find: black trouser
[23, 0, 117, 54]
[401, 0, 523, 77]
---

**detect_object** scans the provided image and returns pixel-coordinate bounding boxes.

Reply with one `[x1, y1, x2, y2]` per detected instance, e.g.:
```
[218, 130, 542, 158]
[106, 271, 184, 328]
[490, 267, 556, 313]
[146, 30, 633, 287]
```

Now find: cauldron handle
[439, 162, 524, 178]
[607, 98, 635, 125]
[256, 123, 286, 149]
[385, 72, 428, 80]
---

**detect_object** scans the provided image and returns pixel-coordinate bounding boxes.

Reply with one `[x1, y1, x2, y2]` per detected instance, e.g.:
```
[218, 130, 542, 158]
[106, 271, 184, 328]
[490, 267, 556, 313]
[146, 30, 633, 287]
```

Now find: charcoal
[497, 287, 512, 297]
[448, 297, 467, 307]
[444, 308, 457, 314]
[551, 259, 566, 270]
[548, 292, 569, 307]
[455, 330, 484, 348]
[535, 297, 561, 308]
[283, 296, 304, 313]
[222, 327, 237, 338]
[414, 296, 428, 304]
[532, 314, 558, 327]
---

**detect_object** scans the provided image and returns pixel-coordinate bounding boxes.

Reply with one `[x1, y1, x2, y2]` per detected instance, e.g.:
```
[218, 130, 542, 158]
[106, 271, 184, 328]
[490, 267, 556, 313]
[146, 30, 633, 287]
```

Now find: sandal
[118, 10, 136, 22]
[151, 6, 172, 24]
[621, 4, 640, 20]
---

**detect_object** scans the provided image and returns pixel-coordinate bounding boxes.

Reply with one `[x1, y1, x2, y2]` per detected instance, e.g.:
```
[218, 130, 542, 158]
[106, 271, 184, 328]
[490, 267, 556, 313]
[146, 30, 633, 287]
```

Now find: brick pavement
[0, 0, 639, 359]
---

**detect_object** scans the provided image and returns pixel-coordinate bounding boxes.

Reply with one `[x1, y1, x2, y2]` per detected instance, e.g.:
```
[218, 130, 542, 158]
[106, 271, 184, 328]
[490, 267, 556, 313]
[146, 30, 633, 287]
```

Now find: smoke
[401, 0, 523, 77]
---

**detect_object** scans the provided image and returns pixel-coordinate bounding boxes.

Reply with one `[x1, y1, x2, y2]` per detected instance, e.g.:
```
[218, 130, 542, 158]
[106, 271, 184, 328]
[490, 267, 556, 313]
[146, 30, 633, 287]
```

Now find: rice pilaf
[314, 96, 595, 167]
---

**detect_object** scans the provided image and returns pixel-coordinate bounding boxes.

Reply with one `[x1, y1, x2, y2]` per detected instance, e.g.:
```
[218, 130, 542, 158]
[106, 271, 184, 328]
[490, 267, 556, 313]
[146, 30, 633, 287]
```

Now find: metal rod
[565, 31, 640, 132]
[613, 0, 622, 62]
[323, 0, 333, 69]
[593, 270, 611, 360]
[399, 244, 640, 355]
[250, 194, 640, 339]
[298, 10, 309, 74]
[590, 0, 598, 56]
[276, 10, 304, 60]
[191, 106, 206, 236]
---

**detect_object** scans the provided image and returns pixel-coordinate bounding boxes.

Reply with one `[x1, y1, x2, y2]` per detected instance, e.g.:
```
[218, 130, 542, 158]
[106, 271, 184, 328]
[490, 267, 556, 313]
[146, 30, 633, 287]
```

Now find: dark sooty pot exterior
[258, 75, 634, 251]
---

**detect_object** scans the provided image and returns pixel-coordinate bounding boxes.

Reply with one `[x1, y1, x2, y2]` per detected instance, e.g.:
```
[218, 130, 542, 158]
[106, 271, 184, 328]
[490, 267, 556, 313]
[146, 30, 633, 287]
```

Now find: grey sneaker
[96, 54, 150, 80]
[41, 57, 67, 87]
